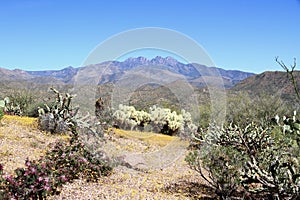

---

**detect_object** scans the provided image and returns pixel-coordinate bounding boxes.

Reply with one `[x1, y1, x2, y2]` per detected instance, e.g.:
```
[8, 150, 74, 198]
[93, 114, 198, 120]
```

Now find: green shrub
[4, 91, 34, 116]
[187, 114, 300, 199]
[197, 103, 211, 128]
[25, 102, 50, 118]
[0, 109, 4, 122]
[186, 144, 246, 199]
[226, 92, 288, 128]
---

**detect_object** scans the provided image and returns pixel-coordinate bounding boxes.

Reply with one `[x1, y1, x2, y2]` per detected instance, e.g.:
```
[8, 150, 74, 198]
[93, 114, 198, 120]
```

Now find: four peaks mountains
[0, 56, 255, 88]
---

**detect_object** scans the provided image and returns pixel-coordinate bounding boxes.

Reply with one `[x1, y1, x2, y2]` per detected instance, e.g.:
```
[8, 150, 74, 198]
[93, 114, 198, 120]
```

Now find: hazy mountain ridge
[0, 68, 33, 81]
[232, 70, 300, 104]
[27, 66, 80, 83]
[0, 56, 255, 88]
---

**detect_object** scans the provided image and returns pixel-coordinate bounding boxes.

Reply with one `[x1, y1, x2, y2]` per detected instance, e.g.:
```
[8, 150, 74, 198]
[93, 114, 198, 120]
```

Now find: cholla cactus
[112, 104, 196, 135]
[149, 105, 183, 134]
[38, 88, 78, 134]
[112, 104, 150, 130]
[187, 114, 300, 199]
[149, 106, 197, 135]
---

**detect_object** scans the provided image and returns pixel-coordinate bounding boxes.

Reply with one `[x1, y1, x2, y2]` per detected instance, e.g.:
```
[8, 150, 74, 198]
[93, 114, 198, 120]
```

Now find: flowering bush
[0, 139, 112, 199]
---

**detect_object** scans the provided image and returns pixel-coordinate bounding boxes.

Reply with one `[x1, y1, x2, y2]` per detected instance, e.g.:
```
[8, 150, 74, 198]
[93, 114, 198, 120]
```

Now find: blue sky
[0, 0, 300, 73]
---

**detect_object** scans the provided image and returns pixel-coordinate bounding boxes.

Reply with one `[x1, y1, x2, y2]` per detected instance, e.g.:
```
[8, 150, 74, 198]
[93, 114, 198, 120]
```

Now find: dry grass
[113, 128, 177, 147]
[0, 115, 70, 174]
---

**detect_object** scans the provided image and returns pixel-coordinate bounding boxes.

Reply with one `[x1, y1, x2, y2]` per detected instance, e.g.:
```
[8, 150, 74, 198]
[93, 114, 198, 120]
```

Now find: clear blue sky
[0, 0, 300, 73]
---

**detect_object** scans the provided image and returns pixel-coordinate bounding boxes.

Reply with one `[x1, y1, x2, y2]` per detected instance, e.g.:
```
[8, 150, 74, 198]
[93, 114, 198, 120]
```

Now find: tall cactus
[38, 88, 78, 134]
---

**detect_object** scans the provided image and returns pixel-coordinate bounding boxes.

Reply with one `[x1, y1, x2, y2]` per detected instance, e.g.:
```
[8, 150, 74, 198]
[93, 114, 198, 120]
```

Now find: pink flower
[44, 177, 49, 183]
[25, 159, 31, 167]
[60, 175, 68, 182]
[30, 167, 36, 174]
[5, 175, 13, 183]
[43, 185, 51, 191]
[24, 171, 29, 176]
[38, 177, 43, 182]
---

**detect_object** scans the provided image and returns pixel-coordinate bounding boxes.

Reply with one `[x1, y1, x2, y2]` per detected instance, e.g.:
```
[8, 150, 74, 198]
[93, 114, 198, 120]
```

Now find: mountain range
[1, 56, 299, 110]
[0, 56, 255, 89]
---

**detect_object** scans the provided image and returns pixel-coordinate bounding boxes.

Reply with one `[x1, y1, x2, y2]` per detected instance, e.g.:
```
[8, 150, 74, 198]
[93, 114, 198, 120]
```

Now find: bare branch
[276, 57, 300, 102]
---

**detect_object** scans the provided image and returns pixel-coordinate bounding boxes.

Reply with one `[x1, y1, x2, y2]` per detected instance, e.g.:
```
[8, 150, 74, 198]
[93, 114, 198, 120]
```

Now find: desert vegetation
[186, 58, 300, 199]
[112, 104, 197, 136]
[0, 58, 300, 199]
[0, 88, 112, 199]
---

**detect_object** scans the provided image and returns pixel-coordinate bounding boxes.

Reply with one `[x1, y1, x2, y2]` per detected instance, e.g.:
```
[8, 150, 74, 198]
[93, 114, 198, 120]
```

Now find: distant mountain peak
[124, 56, 148, 63]
[122, 56, 182, 67]
[0, 57, 255, 88]
[150, 56, 179, 66]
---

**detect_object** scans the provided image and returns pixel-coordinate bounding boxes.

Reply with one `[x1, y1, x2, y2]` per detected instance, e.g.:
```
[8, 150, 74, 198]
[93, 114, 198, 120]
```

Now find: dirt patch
[0, 116, 70, 174]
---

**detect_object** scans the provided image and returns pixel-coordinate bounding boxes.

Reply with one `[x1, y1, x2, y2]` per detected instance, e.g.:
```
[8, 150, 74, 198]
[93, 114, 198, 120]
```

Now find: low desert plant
[0, 137, 112, 199]
[186, 124, 248, 199]
[0, 109, 4, 123]
[3, 91, 35, 116]
[186, 116, 300, 199]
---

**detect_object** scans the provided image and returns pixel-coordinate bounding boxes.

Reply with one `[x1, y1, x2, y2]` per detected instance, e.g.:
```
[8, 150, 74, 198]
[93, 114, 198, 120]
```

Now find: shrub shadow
[163, 180, 216, 200]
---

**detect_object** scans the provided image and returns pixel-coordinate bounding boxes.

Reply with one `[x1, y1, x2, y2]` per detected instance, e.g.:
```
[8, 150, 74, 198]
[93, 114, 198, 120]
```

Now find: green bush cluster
[0, 91, 47, 117]
[0, 109, 4, 122]
[226, 92, 288, 128]
[3, 91, 34, 116]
